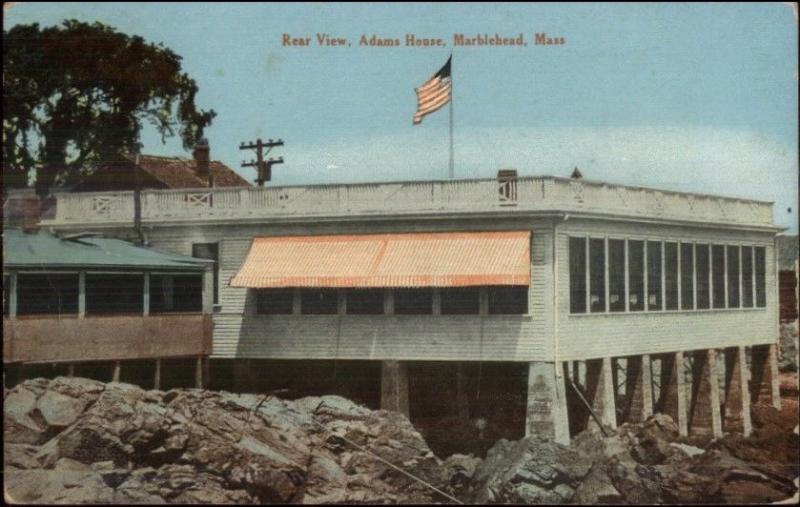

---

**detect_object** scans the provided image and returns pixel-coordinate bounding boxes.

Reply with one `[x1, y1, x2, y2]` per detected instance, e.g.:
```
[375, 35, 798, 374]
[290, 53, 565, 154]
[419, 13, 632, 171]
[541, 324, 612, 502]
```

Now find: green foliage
[3, 20, 216, 193]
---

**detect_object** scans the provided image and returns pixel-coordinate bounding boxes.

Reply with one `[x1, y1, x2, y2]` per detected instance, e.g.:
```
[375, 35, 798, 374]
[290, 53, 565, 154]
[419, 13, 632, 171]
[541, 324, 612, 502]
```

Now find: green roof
[3, 229, 210, 271]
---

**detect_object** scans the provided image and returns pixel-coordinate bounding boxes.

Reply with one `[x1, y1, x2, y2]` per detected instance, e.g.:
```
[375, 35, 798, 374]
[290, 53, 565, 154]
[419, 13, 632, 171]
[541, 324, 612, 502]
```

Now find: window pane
[150, 274, 202, 313]
[441, 288, 480, 315]
[569, 237, 587, 313]
[680, 243, 694, 310]
[192, 243, 218, 305]
[86, 274, 143, 314]
[589, 238, 606, 313]
[627, 241, 644, 312]
[256, 289, 294, 315]
[17, 273, 79, 315]
[665, 242, 678, 310]
[727, 246, 740, 308]
[488, 286, 528, 314]
[712, 245, 726, 309]
[647, 241, 662, 310]
[742, 246, 754, 307]
[608, 239, 625, 312]
[696, 244, 710, 309]
[347, 290, 384, 315]
[395, 289, 432, 315]
[301, 289, 338, 314]
[755, 246, 766, 307]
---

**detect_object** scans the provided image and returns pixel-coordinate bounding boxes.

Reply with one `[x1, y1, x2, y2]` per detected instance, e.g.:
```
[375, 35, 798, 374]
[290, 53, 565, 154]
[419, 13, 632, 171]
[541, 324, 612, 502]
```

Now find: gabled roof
[135, 154, 250, 188]
[3, 229, 211, 271]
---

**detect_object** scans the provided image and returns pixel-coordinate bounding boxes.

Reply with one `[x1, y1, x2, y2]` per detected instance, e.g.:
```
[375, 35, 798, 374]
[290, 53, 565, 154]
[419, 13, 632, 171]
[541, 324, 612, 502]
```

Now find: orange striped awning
[230, 231, 531, 288]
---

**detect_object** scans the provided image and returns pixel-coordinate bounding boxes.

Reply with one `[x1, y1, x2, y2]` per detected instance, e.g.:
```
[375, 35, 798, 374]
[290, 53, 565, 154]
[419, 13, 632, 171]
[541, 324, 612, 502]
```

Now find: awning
[230, 231, 531, 288]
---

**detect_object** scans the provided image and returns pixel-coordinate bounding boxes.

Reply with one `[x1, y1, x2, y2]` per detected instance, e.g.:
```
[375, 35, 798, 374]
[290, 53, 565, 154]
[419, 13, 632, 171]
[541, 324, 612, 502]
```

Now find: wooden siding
[3, 314, 212, 363]
[554, 219, 777, 360]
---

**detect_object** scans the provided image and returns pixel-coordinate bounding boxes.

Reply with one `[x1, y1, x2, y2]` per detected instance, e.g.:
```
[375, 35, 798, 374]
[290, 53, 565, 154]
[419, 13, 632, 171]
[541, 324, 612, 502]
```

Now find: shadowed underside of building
[3, 173, 785, 446]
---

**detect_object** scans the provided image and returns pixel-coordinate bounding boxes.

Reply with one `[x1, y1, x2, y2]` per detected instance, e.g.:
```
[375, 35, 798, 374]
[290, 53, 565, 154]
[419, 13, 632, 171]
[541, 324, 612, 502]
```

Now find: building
[5, 171, 784, 444]
[3, 228, 215, 388]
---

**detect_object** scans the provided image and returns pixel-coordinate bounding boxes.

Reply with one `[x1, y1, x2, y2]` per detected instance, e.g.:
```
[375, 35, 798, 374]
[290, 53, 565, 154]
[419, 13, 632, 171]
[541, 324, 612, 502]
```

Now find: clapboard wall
[553, 218, 778, 361]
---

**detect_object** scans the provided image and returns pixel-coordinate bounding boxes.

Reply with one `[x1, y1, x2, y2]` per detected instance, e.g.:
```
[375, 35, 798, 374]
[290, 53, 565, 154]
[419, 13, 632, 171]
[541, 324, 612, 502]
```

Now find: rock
[5, 467, 114, 504]
[443, 453, 481, 487]
[669, 442, 705, 457]
[36, 389, 89, 429]
[3, 385, 46, 444]
[3, 443, 42, 470]
[573, 465, 623, 504]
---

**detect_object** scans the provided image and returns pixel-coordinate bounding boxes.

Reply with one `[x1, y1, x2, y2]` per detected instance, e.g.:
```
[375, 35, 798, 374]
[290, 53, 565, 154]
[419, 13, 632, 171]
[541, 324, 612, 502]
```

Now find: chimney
[570, 167, 583, 179]
[2, 190, 43, 232]
[192, 138, 210, 182]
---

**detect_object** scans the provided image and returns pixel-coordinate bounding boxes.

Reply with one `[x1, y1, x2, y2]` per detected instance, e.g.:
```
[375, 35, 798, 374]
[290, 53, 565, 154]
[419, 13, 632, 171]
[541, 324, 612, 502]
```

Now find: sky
[5, 2, 798, 232]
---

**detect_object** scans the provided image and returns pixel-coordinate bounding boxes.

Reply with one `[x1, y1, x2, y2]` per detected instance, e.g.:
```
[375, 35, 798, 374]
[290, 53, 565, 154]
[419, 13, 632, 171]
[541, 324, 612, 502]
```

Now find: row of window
[256, 287, 529, 315]
[8, 273, 202, 316]
[568, 237, 767, 314]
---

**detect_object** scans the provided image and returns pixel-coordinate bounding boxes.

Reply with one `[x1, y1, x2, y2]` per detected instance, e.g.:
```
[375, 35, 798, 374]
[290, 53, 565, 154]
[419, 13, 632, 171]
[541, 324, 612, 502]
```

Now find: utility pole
[240, 138, 284, 186]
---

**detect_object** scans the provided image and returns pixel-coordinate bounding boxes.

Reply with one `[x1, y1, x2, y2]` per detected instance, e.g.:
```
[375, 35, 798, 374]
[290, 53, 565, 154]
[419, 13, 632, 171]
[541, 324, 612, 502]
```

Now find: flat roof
[3, 229, 211, 271]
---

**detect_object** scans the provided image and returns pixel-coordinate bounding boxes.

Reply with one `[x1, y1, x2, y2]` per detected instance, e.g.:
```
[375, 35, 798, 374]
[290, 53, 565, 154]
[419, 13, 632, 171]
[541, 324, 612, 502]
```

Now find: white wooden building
[30, 172, 784, 443]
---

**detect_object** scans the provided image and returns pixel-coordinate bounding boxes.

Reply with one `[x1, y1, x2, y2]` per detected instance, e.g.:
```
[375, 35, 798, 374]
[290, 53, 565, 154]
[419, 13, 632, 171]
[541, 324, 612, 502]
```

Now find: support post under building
[584, 357, 617, 431]
[750, 344, 781, 410]
[622, 354, 653, 424]
[658, 352, 688, 437]
[381, 361, 409, 417]
[723, 346, 752, 436]
[688, 349, 722, 438]
[525, 362, 570, 445]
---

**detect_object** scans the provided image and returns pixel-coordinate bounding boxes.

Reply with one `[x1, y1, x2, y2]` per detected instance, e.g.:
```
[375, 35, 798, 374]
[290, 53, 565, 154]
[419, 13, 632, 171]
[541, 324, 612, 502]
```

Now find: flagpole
[448, 55, 454, 180]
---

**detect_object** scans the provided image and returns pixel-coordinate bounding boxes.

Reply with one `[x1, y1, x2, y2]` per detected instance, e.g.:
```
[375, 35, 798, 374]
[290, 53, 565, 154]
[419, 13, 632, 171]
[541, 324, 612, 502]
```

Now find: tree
[3, 20, 216, 194]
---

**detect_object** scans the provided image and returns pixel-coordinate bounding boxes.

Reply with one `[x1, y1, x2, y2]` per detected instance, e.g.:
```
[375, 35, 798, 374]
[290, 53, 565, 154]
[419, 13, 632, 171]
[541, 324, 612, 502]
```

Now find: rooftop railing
[43, 176, 775, 228]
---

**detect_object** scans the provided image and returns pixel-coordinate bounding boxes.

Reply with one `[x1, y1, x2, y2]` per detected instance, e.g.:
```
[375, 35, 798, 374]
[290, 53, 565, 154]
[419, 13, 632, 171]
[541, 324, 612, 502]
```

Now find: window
[86, 274, 143, 314]
[346, 290, 384, 315]
[627, 240, 644, 312]
[755, 246, 766, 307]
[741, 246, 754, 307]
[301, 289, 338, 315]
[696, 244, 710, 309]
[488, 286, 528, 314]
[150, 274, 202, 313]
[711, 245, 726, 309]
[441, 288, 480, 315]
[647, 241, 662, 310]
[589, 238, 606, 313]
[727, 245, 740, 308]
[569, 237, 587, 314]
[680, 243, 694, 310]
[608, 239, 625, 312]
[256, 289, 294, 315]
[192, 243, 219, 305]
[664, 242, 678, 310]
[394, 289, 433, 315]
[17, 273, 79, 316]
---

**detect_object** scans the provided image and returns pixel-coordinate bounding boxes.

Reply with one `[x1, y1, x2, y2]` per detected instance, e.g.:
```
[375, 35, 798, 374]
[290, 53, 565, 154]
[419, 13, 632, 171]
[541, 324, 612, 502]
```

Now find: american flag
[413, 56, 452, 125]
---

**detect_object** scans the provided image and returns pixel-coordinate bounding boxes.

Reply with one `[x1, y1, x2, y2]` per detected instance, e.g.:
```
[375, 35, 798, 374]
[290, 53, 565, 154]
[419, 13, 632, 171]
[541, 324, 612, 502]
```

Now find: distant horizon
[4, 3, 797, 232]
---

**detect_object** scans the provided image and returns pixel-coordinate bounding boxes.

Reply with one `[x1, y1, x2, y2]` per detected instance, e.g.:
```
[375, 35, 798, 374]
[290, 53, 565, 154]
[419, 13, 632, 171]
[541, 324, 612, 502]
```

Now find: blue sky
[5, 2, 798, 231]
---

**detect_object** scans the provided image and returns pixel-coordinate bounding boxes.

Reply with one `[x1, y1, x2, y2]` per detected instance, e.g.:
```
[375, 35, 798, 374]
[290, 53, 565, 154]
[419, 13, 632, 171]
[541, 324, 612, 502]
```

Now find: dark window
[394, 289, 433, 315]
[680, 243, 694, 310]
[301, 289, 338, 315]
[569, 237, 587, 314]
[727, 245, 740, 308]
[711, 245, 726, 309]
[17, 273, 79, 316]
[256, 289, 294, 315]
[755, 246, 766, 307]
[608, 239, 625, 312]
[150, 274, 202, 313]
[628, 240, 644, 312]
[696, 244, 710, 309]
[664, 242, 678, 310]
[441, 288, 480, 315]
[86, 274, 143, 314]
[192, 243, 218, 305]
[488, 286, 528, 314]
[647, 241, 662, 310]
[589, 238, 606, 313]
[347, 290, 384, 315]
[742, 246, 754, 307]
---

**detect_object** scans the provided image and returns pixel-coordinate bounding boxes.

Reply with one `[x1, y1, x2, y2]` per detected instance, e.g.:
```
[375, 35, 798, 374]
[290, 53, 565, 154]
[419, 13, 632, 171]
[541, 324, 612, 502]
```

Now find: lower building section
[6, 343, 780, 454]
